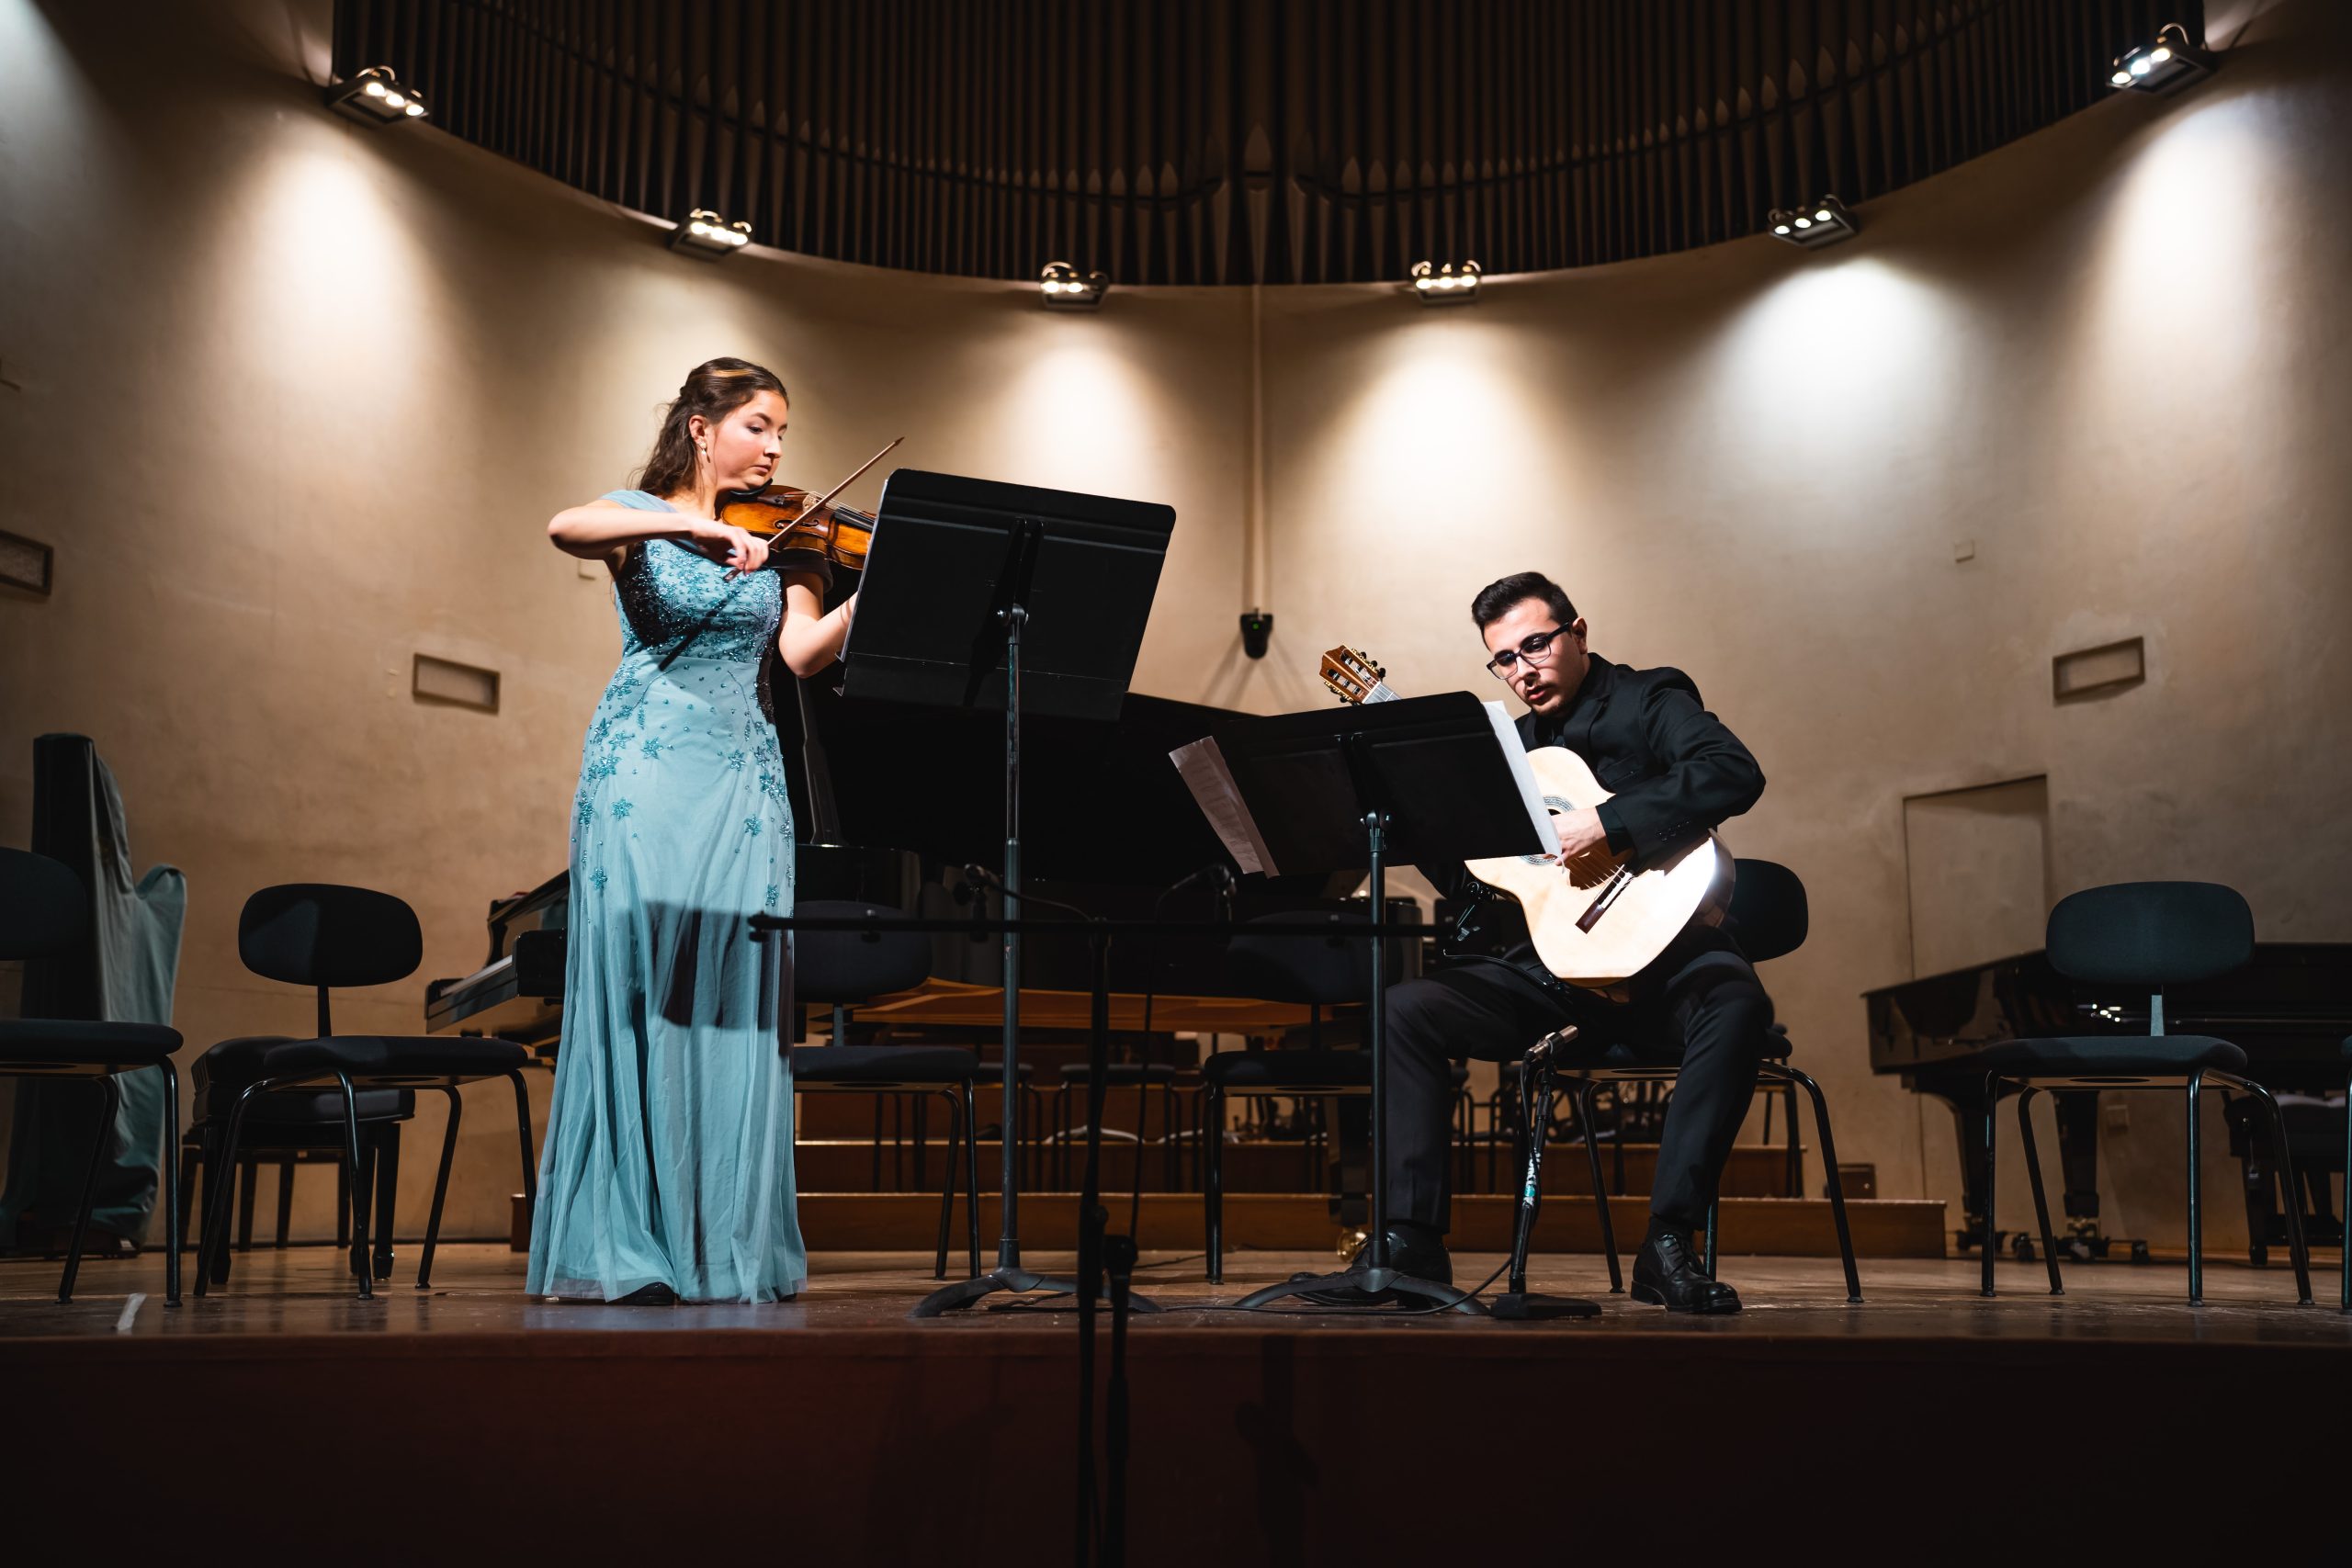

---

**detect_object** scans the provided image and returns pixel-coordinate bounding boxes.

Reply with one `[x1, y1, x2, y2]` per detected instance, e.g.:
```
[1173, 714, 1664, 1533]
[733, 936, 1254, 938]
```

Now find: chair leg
[58, 1075, 121, 1304]
[2222, 1075, 2314, 1305]
[417, 1085, 463, 1289]
[2016, 1087, 2064, 1296]
[933, 1089, 956, 1280]
[1770, 1064, 1861, 1303]
[196, 1084, 264, 1297]
[176, 1145, 200, 1256]
[2186, 1070, 2204, 1306]
[334, 1157, 350, 1247]
[1702, 1200, 1718, 1280]
[273, 1156, 295, 1248]
[1981, 1074, 2001, 1298]
[1204, 1084, 1225, 1285]
[335, 1072, 373, 1302]
[1783, 1083, 1803, 1197]
[1571, 1080, 1621, 1292]
[236, 1151, 258, 1252]
[371, 1124, 401, 1280]
[350, 1134, 377, 1283]
[962, 1082, 982, 1279]
[509, 1070, 538, 1221]
[157, 1058, 182, 1309]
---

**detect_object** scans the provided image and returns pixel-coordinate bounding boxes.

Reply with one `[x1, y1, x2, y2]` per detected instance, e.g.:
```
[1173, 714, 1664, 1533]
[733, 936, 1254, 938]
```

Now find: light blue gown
[527, 490, 813, 1302]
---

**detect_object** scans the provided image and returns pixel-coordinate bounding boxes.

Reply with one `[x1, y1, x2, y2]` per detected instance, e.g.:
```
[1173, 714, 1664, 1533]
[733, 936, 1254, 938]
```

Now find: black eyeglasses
[1486, 627, 1566, 678]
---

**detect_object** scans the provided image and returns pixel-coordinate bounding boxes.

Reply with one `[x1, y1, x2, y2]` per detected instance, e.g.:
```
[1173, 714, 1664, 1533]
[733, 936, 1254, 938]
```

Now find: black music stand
[839, 470, 1174, 1316]
[1194, 693, 1566, 1313]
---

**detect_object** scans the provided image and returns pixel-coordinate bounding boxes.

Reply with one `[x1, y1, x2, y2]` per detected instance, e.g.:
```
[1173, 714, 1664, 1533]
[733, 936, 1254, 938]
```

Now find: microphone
[962, 863, 1092, 922]
[1155, 862, 1238, 923]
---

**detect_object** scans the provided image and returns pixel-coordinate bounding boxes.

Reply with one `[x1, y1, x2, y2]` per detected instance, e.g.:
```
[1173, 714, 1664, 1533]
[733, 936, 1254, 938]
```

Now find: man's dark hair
[1471, 571, 1577, 631]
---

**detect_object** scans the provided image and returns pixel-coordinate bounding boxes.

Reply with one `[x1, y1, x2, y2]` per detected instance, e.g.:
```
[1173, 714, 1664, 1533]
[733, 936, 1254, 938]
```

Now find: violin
[718, 434, 901, 572]
[718, 488, 874, 571]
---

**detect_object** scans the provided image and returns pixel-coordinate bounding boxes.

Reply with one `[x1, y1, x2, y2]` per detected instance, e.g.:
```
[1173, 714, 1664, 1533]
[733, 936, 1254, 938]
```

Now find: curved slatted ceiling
[333, 0, 2195, 285]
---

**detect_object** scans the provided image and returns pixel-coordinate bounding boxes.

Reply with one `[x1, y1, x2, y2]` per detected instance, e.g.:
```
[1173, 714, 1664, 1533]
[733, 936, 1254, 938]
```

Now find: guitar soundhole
[1521, 795, 1580, 865]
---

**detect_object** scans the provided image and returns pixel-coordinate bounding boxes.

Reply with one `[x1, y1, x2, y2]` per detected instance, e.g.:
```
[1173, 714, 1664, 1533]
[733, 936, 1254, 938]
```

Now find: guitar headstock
[1319, 646, 1395, 706]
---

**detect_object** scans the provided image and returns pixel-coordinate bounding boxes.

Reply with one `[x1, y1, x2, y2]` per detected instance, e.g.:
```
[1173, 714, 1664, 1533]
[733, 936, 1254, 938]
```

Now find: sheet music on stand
[1170, 698, 1558, 875]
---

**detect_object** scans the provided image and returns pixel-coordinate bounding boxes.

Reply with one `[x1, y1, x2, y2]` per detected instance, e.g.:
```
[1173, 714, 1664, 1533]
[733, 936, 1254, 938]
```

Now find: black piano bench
[0, 849, 187, 1307]
[1973, 882, 2313, 1306]
[191, 884, 536, 1302]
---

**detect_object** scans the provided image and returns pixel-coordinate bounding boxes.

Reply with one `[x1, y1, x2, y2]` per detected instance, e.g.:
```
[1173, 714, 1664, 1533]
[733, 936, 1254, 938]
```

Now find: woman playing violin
[529, 356, 848, 1303]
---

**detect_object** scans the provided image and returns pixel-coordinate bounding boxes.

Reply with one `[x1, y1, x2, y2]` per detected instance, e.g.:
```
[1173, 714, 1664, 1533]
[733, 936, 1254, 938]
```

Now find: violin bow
[786, 434, 904, 523]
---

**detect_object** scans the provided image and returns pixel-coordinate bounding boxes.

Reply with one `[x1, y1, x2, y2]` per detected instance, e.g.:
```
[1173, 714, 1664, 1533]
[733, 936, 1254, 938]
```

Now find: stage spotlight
[324, 66, 430, 127]
[2109, 24, 2212, 96]
[1039, 261, 1108, 310]
[671, 208, 752, 259]
[1766, 195, 1859, 250]
[1408, 260, 1482, 306]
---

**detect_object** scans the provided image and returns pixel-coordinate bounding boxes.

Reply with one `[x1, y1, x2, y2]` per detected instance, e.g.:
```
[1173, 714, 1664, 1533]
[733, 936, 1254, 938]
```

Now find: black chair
[783, 900, 980, 1280]
[1545, 859, 1862, 1303]
[0, 849, 184, 1306]
[192, 885, 535, 1301]
[1204, 909, 1442, 1284]
[1975, 882, 2312, 1305]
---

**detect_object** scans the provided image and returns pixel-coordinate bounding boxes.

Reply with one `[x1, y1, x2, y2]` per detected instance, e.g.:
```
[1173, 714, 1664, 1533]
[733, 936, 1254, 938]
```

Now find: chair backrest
[240, 885, 424, 990]
[2046, 882, 2253, 988]
[0, 847, 89, 963]
[1225, 909, 1401, 1007]
[791, 901, 933, 1004]
[1725, 858, 1808, 964]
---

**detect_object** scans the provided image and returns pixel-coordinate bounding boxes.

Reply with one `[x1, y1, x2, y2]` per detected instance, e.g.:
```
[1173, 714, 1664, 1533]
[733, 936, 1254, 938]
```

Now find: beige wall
[4, 0, 2346, 1247]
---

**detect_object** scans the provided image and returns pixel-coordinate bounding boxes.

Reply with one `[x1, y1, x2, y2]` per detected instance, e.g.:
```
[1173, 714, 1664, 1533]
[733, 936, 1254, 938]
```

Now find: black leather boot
[1294, 1226, 1453, 1307]
[1631, 1223, 1741, 1314]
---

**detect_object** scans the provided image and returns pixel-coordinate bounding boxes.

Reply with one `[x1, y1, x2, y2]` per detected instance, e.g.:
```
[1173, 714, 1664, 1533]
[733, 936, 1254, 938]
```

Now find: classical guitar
[1318, 646, 1732, 988]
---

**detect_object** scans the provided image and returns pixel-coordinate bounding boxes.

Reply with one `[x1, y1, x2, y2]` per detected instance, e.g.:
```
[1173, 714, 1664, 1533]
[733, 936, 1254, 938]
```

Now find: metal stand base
[912, 1264, 1164, 1318]
[1230, 1267, 1487, 1314]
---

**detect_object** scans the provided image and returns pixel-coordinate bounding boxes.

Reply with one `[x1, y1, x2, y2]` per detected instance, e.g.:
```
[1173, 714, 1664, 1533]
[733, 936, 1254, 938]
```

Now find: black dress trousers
[1382, 931, 1774, 1235]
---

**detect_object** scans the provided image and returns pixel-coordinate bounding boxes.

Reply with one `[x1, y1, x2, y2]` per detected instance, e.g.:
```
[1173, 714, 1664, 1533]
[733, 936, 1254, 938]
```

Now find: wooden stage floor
[6, 1243, 2347, 1562]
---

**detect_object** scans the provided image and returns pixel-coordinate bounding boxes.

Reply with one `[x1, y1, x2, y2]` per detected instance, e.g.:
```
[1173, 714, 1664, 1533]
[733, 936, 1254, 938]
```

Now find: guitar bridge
[1574, 866, 1634, 933]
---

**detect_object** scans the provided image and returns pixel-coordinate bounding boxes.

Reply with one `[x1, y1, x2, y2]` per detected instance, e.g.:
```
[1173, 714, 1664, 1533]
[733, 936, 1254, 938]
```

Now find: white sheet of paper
[1484, 700, 1562, 856]
[1170, 737, 1274, 876]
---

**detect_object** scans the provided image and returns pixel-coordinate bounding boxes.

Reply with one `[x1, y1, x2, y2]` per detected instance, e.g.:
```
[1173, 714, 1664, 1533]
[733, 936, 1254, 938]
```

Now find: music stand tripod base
[1232, 1269, 1488, 1315]
[913, 1266, 1165, 1318]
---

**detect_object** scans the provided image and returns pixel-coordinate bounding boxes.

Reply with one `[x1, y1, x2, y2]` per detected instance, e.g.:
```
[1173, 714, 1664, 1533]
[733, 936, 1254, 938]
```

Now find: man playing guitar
[1313, 571, 1771, 1313]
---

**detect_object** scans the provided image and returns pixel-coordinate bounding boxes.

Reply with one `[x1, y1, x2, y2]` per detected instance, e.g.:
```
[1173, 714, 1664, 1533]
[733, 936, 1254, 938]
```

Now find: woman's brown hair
[636, 356, 788, 497]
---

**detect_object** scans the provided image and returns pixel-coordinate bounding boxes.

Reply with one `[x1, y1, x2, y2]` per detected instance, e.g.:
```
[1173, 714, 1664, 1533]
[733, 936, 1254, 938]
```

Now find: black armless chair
[1204, 911, 1468, 1282]
[1976, 883, 2312, 1305]
[0, 849, 184, 1305]
[783, 900, 981, 1280]
[1543, 858, 1862, 1303]
[192, 885, 535, 1301]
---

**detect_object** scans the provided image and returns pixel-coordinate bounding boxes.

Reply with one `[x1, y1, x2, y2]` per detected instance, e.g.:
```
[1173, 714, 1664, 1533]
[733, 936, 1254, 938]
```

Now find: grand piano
[427, 671, 1406, 1050]
[1865, 944, 2350, 1260]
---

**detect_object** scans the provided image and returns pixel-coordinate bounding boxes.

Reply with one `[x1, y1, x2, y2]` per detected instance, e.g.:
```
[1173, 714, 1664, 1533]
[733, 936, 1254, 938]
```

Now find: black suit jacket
[1429, 652, 1764, 985]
